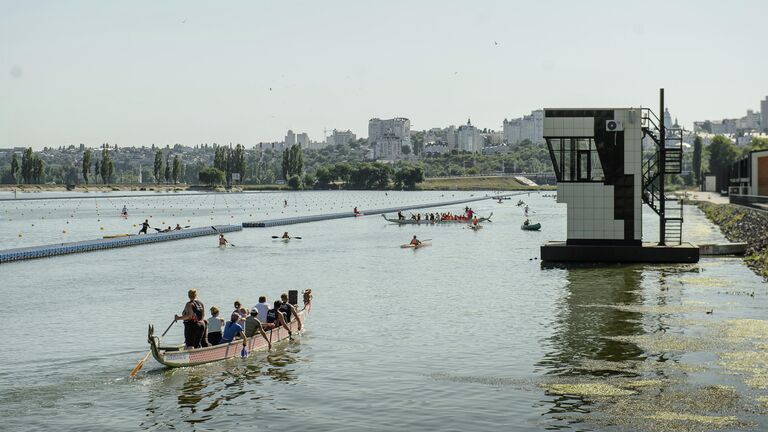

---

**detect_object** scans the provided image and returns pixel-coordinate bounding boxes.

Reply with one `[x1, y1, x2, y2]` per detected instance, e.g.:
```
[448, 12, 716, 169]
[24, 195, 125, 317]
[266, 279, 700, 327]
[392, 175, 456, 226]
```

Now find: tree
[172, 155, 181, 184]
[232, 144, 246, 182]
[401, 145, 411, 155]
[164, 156, 171, 183]
[394, 165, 424, 190]
[198, 167, 225, 187]
[100, 147, 114, 183]
[21, 148, 33, 183]
[708, 135, 738, 175]
[303, 172, 316, 189]
[82, 149, 92, 184]
[32, 157, 44, 183]
[94, 160, 100, 182]
[692, 135, 702, 186]
[287, 174, 301, 190]
[154, 150, 163, 183]
[10, 153, 19, 184]
[314, 166, 334, 189]
[745, 136, 768, 153]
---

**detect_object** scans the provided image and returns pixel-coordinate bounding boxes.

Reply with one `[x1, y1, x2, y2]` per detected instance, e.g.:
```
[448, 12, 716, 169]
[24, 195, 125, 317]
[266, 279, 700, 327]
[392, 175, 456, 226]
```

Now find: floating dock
[243, 193, 523, 227]
[0, 225, 242, 264]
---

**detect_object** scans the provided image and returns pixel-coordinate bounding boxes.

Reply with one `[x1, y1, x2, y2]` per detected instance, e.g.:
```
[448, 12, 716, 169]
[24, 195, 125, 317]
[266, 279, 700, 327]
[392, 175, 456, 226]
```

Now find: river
[1, 190, 766, 431]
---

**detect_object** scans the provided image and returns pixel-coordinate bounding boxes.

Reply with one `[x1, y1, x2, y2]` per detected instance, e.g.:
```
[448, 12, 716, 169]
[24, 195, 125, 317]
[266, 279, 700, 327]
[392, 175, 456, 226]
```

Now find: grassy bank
[698, 202, 768, 279]
[417, 176, 555, 191]
[0, 184, 189, 193]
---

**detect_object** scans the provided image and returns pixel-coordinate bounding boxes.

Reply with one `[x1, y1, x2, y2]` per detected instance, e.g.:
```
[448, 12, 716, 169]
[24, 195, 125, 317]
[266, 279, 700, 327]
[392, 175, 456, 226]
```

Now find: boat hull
[382, 213, 492, 225]
[521, 223, 541, 231]
[149, 308, 307, 368]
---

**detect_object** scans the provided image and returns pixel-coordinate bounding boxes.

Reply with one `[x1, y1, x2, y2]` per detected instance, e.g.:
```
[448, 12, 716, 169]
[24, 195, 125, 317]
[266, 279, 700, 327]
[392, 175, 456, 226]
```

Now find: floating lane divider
[243, 192, 528, 228]
[0, 225, 242, 264]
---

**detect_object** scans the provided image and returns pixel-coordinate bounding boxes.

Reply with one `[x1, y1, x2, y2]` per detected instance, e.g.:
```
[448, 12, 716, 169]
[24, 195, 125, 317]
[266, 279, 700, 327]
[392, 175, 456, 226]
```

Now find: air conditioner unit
[606, 120, 624, 132]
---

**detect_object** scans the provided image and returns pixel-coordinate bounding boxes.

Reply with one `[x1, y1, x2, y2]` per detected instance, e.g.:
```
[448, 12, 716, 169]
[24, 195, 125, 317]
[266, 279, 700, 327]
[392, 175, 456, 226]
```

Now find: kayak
[469, 225, 483, 230]
[521, 223, 541, 231]
[148, 303, 309, 369]
[354, 212, 364, 217]
[400, 242, 431, 249]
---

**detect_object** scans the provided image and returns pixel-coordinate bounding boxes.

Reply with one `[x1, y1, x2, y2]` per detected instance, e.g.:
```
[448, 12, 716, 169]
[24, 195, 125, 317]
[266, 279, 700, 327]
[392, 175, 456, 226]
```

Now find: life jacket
[279, 303, 292, 322]
[266, 309, 277, 324]
[187, 300, 204, 322]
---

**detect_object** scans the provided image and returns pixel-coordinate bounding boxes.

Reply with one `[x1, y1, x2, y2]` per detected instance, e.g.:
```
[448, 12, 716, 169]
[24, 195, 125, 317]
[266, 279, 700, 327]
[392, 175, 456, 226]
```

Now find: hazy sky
[1, 0, 766, 149]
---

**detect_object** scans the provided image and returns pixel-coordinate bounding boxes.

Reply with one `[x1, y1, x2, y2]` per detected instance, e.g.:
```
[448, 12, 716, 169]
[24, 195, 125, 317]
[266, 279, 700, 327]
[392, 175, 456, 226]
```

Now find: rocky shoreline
[698, 202, 768, 279]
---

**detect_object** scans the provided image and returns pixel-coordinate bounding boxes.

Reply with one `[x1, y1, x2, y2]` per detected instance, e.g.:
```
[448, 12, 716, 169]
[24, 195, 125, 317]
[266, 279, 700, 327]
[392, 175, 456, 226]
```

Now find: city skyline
[1, 0, 766, 149]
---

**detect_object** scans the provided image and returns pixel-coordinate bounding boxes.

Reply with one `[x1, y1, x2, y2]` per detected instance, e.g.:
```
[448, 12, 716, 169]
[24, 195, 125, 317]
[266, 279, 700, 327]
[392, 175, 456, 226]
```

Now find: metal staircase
[640, 101, 684, 245]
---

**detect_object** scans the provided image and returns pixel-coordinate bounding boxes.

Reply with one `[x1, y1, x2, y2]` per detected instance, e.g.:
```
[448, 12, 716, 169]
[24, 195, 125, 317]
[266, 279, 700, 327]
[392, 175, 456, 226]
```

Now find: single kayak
[469, 225, 483, 230]
[521, 223, 541, 231]
[103, 233, 133, 239]
[400, 242, 431, 249]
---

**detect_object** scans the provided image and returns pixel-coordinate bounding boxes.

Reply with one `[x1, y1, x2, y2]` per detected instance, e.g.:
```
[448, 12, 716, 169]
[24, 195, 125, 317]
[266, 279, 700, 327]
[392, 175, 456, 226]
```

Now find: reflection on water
[538, 265, 645, 377]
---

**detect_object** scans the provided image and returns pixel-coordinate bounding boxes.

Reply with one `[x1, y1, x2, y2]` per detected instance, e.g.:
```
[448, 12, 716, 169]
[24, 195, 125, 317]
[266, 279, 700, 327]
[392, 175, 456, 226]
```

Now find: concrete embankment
[698, 202, 768, 279]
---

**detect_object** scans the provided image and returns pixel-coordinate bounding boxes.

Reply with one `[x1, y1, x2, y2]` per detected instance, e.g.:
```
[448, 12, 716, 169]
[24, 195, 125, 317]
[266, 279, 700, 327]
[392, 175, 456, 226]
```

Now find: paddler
[121, 205, 128, 216]
[410, 235, 422, 246]
[138, 219, 150, 235]
[353, 206, 359, 214]
[281, 232, 290, 239]
[218, 234, 229, 247]
[174, 289, 206, 349]
[472, 216, 478, 226]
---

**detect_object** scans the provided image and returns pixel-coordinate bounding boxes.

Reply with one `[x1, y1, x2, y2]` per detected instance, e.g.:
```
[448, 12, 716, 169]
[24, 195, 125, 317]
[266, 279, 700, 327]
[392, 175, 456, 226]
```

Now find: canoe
[382, 213, 492, 225]
[469, 225, 483, 230]
[521, 223, 541, 231]
[400, 242, 431, 249]
[148, 305, 309, 368]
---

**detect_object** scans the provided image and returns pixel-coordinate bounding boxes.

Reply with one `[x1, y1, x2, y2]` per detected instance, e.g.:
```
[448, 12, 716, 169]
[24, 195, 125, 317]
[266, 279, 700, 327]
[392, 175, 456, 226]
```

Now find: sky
[1, 0, 766, 149]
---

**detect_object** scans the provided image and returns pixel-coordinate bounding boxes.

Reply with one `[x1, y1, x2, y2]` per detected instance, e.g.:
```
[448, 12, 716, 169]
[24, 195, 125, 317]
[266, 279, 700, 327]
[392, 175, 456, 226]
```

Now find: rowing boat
[400, 242, 431, 249]
[382, 213, 492, 225]
[521, 223, 541, 231]
[147, 305, 309, 368]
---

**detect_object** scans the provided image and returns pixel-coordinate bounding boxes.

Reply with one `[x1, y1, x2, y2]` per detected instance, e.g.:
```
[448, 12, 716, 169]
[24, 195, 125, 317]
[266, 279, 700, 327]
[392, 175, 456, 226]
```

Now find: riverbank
[417, 176, 555, 191]
[698, 202, 768, 279]
[0, 184, 187, 193]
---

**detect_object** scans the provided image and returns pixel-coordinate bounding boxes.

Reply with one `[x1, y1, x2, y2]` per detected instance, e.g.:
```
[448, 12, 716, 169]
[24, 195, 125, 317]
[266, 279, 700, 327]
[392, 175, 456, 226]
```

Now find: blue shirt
[221, 321, 244, 343]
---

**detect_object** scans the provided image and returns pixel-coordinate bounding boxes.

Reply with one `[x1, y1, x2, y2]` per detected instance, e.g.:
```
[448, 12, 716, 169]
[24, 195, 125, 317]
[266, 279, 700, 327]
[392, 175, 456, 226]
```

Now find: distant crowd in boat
[397, 206, 477, 223]
[174, 288, 311, 350]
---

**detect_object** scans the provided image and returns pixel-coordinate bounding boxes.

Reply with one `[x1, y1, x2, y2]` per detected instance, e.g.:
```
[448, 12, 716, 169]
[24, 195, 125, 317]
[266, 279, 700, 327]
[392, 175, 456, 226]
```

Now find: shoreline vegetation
[0, 175, 555, 193]
[698, 202, 768, 279]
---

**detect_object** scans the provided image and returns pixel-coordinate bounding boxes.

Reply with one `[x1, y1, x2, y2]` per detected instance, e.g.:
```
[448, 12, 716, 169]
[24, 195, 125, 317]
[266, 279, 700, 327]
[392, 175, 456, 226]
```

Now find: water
[1, 191, 767, 431]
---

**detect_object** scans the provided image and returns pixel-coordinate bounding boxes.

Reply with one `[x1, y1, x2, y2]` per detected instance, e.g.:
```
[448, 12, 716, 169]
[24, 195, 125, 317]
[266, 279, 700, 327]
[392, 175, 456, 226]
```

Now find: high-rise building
[326, 129, 356, 147]
[761, 97, 768, 132]
[456, 119, 483, 153]
[296, 133, 310, 148]
[285, 130, 296, 146]
[503, 110, 544, 145]
[368, 118, 411, 160]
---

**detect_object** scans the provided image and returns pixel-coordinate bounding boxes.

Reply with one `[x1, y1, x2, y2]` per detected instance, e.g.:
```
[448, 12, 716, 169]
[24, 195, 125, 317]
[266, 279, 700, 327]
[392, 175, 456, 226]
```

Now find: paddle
[129, 319, 175, 377]
[211, 226, 236, 247]
[271, 236, 302, 239]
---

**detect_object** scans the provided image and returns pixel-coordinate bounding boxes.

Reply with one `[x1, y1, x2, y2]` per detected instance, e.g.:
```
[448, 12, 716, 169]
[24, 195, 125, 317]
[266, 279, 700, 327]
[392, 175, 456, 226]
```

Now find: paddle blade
[129, 351, 151, 376]
[241, 347, 248, 357]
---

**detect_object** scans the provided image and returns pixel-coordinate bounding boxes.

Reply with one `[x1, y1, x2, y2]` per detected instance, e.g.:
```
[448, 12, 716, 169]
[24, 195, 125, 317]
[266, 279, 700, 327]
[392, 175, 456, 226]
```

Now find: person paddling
[281, 232, 290, 239]
[353, 206, 359, 214]
[121, 205, 128, 216]
[174, 289, 206, 349]
[218, 234, 229, 247]
[410, 235, 422, 246]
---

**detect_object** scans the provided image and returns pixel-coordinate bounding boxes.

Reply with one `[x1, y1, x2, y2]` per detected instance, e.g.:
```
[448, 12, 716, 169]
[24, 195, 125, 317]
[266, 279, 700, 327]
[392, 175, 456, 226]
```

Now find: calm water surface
[1, 191, 766, 431]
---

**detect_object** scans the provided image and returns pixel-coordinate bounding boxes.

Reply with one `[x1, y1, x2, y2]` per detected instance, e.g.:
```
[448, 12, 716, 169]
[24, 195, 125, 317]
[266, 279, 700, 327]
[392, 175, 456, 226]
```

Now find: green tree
[232, 144, 246, 182]
[21, 148, 33, 183]
[198, 167, 225, 187]
[164, 156, 171, 183]
[100, 147, 114, 183]
[82, 149, 92, 184]
[94, 160, 100, 182]
[692, 135, 702, 186]
[745, 136, 768, 153]
[394, 165, 424, 190]
[708, 135, 738, 175]
[314, 166, 334, 189]
[32, 156, 44, 183]
[287, 174, 301, 190]
[10, 153, 19, 184]
[303, 172, 316, 189]
[154, 150, 164, 183]
[172, 155, 181, 184]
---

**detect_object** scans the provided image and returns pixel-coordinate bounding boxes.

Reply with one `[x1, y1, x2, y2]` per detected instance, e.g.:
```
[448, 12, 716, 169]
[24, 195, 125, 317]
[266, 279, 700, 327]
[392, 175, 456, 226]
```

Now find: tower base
[540, 241, 699, 263]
